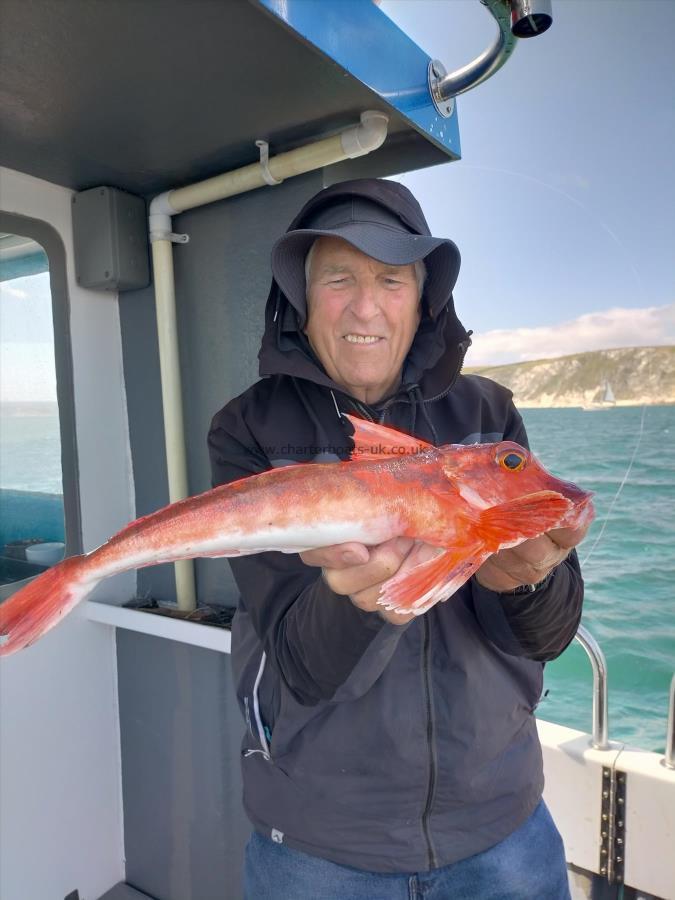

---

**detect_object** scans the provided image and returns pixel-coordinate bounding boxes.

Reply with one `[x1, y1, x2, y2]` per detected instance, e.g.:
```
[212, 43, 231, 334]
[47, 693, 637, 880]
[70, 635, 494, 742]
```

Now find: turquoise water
[1, 405, 673, 752]
[0, 410, 62, 495]
[522, 406, 675, 754]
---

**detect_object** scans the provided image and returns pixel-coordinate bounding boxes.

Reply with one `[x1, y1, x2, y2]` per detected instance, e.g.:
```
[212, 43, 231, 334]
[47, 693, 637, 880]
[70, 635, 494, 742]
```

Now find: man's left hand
[474, 523, 591, 593]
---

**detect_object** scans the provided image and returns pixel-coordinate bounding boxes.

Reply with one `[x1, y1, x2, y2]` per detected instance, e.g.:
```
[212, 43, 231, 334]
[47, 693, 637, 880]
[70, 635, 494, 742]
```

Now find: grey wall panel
[117, 274, 173, 603]
[117, 631, 247, 900]
[119, 171, 324, 606]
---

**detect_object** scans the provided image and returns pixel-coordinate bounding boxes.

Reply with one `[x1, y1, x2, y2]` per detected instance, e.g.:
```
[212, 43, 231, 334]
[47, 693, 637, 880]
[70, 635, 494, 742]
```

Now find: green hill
[464, 346, 675, 408]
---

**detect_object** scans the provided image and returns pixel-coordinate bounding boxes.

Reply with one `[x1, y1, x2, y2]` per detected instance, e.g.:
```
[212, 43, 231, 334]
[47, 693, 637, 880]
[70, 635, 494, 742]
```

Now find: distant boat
[582, 379, 616, 410]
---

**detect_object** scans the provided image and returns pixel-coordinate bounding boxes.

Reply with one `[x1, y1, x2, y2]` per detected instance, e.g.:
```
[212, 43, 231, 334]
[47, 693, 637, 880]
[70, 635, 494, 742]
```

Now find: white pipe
[149, 238, 196, 611]
[148, 111, 389, 610]
[150, 111, 388, 217]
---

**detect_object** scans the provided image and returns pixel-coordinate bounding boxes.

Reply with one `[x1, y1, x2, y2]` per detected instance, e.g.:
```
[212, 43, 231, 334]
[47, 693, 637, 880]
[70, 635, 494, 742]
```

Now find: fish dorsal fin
[346, 415, 433, 461]
[478, 490, 572, 552]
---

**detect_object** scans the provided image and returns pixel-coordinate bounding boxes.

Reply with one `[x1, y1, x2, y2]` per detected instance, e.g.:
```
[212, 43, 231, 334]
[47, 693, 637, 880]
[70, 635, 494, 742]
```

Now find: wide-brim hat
[270, 196, 460, 324]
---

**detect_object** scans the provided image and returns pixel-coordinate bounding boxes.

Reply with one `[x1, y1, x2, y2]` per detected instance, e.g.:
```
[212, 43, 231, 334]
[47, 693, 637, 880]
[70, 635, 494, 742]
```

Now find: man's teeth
[344, 334, 380, 344]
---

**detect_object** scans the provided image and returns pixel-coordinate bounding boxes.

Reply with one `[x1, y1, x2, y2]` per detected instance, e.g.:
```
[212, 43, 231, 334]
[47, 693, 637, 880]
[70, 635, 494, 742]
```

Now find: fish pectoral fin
[477, 490, 573, 551]
[345, 414, 433, 461]
[378, 544, 486, 615]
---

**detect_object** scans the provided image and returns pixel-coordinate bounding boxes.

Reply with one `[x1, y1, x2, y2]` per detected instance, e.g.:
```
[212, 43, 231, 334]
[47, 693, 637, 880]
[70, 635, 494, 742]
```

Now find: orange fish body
[0, 416, 594, 657]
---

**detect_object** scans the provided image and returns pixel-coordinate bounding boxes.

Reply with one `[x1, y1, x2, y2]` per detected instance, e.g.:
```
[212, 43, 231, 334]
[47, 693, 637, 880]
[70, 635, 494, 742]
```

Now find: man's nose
[349, 282, 380, 319]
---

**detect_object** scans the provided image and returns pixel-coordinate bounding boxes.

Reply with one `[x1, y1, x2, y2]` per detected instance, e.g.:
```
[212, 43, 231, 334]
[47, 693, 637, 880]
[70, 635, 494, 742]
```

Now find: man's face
[304, 237, 421, 405]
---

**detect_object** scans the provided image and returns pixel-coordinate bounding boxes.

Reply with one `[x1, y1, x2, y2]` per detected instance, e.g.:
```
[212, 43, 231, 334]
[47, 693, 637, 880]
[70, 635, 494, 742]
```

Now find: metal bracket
[600, 766, 626, 885]
[428, 60, 455, 119]
[256, 139, 282, 186]
[149, 230, 189, 244]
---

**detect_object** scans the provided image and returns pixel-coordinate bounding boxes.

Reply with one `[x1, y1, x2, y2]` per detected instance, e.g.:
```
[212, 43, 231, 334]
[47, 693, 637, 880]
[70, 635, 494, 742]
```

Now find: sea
[1, 403, 674, 753]
[521, 405, 675, 754]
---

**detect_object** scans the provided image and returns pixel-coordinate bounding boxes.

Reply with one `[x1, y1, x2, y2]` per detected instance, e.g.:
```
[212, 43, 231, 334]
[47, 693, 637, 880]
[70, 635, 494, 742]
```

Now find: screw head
[431, 60, 445, 79]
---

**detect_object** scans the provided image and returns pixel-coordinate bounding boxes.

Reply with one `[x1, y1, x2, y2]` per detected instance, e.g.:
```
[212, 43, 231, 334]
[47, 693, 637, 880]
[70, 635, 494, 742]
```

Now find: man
[208, 179, 588, 899]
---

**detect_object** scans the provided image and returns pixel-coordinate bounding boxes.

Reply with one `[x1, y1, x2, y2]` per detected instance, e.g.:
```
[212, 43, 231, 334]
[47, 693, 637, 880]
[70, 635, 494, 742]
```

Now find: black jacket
[208, 179, 583, 872]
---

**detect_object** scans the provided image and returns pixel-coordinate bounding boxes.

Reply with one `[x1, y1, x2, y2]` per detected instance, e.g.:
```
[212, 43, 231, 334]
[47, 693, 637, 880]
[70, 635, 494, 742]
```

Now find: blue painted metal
[255, 0, 461, 159]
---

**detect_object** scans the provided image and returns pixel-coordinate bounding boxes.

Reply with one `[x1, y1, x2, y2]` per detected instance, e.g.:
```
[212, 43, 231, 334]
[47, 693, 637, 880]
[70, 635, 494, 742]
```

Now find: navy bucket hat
[270, 181, 461, 324]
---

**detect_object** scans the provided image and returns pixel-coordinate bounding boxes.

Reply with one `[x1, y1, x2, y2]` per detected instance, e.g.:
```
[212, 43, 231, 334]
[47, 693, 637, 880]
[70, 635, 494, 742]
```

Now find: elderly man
[208, 179, 587, 899]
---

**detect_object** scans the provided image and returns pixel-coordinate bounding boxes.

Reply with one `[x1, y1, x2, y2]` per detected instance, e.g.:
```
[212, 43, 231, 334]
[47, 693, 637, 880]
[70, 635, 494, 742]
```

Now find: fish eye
[498, 450, 527, 472]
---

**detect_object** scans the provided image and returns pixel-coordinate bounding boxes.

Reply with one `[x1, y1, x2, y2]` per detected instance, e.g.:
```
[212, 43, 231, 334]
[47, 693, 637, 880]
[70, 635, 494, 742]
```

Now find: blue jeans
[243, 800, 570, 900]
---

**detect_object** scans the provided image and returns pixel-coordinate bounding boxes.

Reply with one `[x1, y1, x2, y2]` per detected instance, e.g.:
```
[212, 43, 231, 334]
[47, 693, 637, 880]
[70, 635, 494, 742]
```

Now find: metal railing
[575, 627, 675, 767]
[574, 624, 609, 751]
[665, 674, 675, 770]
[428, 0, 552, 116]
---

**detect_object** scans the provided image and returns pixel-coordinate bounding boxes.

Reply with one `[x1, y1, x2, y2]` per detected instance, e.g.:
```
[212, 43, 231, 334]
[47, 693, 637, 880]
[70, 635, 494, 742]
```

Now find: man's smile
[343, 334, 384, 345]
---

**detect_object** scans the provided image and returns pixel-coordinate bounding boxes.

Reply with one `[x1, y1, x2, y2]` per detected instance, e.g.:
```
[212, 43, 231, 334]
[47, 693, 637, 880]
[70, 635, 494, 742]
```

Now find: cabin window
[0, 233, 66, 587]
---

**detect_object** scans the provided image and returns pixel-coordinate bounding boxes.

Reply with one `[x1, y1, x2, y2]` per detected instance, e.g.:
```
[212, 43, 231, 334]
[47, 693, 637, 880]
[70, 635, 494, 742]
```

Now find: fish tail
[0, 555, 99, 657]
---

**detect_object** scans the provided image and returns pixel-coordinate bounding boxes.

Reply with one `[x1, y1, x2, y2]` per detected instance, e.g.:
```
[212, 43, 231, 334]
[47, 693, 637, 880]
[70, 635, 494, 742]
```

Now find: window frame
[0, 212, 82, 597]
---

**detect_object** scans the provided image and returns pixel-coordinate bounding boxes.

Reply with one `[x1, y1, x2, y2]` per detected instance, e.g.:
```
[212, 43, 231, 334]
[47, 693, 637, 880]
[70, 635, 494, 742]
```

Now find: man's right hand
[300, 537, 424, 625]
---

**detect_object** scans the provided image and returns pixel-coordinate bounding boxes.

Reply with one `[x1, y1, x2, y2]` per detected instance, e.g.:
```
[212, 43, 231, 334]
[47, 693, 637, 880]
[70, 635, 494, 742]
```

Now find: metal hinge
[600, 766, 627, 885]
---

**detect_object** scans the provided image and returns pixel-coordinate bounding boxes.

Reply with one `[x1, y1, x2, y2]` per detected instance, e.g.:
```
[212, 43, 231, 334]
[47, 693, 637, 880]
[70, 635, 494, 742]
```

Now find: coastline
[515, 399, 675, 409]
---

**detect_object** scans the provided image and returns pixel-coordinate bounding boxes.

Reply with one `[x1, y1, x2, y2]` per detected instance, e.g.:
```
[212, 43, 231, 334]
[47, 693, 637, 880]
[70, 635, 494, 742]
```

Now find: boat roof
[0, 0, 460, 195]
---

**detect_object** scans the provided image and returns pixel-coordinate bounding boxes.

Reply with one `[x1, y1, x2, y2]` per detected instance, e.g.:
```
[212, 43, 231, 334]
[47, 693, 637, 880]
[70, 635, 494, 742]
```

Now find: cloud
[468, 303, 675, 367]
[0, 284, 28, 300]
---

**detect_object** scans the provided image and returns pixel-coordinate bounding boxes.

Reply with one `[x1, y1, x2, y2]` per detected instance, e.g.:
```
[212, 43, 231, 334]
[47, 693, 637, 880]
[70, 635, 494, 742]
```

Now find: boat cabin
[0, 2, 673, 898]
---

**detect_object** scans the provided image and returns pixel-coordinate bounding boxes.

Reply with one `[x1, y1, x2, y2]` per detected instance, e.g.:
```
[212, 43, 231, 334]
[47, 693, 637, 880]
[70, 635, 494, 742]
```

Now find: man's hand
[300, 537, 436, 625]
[474, 522, 591, 593]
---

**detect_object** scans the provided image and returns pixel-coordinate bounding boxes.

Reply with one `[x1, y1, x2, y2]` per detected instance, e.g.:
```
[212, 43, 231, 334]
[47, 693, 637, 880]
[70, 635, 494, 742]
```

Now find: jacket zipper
[423, 335, 472, 405]
[351, 336, 472, 420]
[421, 616, 438, 868]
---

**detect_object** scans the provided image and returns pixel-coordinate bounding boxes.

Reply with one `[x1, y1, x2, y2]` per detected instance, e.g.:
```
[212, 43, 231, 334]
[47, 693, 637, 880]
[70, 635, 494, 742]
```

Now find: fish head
[440, 440, 595, 530]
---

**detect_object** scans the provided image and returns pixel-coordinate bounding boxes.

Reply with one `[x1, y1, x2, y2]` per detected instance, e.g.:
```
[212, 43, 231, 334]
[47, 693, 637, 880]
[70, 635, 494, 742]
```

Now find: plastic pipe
[149, 238, 196, 611]
[148, 111, 388, 610]
[154, 111, 388, 216]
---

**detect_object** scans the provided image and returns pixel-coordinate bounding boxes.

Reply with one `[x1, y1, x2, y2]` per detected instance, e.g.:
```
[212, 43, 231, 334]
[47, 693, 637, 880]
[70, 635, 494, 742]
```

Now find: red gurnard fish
[0, 416, 594, 657]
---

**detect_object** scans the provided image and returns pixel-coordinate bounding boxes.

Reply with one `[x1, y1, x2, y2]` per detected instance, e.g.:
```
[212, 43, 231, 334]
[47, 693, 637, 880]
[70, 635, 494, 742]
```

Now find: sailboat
[583, 379, 617, 410]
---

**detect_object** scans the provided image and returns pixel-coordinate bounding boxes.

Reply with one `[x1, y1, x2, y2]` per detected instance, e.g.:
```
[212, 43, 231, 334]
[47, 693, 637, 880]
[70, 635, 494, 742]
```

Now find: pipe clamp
[149, 231, 190, 244]
[256, 140, 283, 186]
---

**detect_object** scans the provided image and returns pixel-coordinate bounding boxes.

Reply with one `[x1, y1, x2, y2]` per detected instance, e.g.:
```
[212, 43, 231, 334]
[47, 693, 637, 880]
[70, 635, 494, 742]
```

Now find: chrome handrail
[574, 624, 610, 750]
[665, 674, 675, 770]
[428, 0, 552, 116]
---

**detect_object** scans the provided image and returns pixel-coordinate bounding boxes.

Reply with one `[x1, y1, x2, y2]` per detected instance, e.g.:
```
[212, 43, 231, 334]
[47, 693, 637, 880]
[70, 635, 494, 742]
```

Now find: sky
[1, 0, 673, 402]
[0, 273, 55, 402]
[381, 0, 675, 364]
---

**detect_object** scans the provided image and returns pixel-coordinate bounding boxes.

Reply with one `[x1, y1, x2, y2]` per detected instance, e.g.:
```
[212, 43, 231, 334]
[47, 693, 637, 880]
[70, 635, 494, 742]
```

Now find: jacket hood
[258, 179, 472, 405]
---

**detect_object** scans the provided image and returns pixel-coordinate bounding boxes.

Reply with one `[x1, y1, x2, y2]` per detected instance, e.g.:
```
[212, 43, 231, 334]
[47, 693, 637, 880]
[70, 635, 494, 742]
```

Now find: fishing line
[580, 405, 647, 567]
